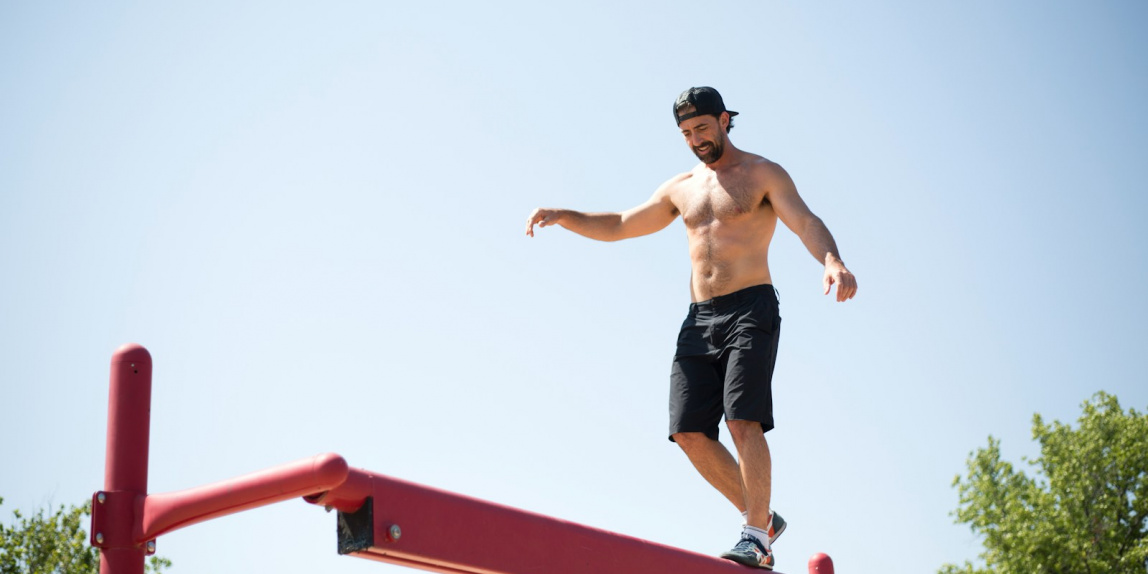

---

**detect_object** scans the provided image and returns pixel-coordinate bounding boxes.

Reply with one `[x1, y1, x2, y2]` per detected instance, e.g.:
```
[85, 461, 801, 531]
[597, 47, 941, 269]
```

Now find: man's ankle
[742, 525, 771, 550]
[744, 509, 772, 530]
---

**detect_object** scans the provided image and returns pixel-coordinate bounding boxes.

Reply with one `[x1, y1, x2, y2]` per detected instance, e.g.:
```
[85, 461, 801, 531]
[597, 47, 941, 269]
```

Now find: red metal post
[92, 344, 359, 574]
[96, 343, 152, 574]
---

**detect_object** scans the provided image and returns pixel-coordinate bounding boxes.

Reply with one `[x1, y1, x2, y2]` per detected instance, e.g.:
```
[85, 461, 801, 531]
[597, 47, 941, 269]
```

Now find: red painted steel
[95, 345, 352, 574]
[313, 469, 801, 574]
[95, 344, 834, 574]
[304, 463, 373, 512]
[98, 343, 152, 574]
[809, 552, 835, 573]
[140, 453, 349, 540]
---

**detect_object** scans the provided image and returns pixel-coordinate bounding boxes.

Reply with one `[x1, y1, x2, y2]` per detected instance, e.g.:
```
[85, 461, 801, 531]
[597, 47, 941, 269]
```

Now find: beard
[691, 138, 725, 164]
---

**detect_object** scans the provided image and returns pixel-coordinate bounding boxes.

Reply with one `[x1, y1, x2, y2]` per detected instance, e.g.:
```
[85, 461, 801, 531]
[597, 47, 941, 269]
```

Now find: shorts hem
[667, 427, 721, 442]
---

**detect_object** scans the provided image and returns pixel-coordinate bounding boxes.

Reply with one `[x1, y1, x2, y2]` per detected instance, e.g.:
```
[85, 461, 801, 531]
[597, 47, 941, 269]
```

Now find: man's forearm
[800, 216, 845, 266]
[555, 210, 626, 242]
[802, 215, 858, 301]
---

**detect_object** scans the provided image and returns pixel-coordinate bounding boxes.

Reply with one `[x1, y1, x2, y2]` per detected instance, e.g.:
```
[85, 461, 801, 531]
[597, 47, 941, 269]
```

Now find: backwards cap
[674, 87, 739, 125]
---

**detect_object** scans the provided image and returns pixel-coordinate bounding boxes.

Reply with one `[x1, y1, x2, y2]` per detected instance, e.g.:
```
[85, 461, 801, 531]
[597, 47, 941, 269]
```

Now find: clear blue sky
[2, 2, 1146, 573]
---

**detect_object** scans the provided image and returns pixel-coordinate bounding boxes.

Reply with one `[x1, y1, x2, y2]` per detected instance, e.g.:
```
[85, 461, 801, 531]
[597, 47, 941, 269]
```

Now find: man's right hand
[526, 208, 565, 237]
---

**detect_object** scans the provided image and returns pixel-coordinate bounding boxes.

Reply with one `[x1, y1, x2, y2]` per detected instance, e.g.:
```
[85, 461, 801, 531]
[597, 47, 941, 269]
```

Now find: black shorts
[668, 284, 781, 441]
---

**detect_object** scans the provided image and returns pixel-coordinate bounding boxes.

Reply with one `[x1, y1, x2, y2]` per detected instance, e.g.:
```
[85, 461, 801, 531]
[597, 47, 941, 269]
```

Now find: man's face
[678, 110, 727, 164]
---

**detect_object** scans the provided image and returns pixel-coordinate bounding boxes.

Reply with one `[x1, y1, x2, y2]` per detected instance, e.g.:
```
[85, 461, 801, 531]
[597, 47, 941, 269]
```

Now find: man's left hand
[823, 259, 858, 302]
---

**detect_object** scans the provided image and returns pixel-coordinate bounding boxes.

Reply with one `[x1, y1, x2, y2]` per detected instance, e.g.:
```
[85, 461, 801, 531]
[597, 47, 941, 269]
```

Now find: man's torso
[668, 152, 779, 302]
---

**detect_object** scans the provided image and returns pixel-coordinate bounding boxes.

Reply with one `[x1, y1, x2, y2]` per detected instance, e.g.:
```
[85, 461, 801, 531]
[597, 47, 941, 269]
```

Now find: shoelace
[738, 535, 767, 553]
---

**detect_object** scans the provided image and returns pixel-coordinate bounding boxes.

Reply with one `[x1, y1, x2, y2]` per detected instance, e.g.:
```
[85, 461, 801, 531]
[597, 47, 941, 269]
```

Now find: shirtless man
[525, 87, 857, 570]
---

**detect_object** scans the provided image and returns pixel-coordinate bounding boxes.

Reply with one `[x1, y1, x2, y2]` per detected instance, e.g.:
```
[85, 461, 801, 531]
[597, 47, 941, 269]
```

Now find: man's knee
[671, 431, 712, 451]
[726, 420, 766, 444]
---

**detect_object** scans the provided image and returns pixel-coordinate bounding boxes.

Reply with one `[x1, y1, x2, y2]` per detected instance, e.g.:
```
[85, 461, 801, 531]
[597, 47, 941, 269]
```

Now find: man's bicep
[765, 166, 817, 233]
[618, 184, 680, 239]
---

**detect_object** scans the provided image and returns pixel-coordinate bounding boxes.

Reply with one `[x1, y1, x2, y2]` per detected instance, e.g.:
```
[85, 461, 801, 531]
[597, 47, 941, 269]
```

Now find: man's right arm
[525, 177, 682, 241]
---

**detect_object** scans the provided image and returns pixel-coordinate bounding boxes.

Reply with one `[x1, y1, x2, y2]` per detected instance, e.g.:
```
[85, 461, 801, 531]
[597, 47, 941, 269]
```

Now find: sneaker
[743, 511, 787, 544]
[767, 511, 787, 545]
[720, 535, 775, 570]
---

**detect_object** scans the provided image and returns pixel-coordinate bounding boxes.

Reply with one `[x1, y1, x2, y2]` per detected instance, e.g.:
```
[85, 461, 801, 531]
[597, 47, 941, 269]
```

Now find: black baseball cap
[673, 87, 739, 125]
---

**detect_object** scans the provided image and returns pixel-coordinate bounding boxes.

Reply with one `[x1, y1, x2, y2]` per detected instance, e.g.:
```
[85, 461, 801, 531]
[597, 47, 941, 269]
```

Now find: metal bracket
[90, 490, 139, 549]
[336, 496, 373, 555]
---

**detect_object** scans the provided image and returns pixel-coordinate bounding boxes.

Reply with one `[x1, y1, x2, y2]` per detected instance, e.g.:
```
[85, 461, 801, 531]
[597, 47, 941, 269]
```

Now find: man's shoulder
[658, 170, 696, 194]
[738, 153, 792, 187]
[739, 152, 783, 173]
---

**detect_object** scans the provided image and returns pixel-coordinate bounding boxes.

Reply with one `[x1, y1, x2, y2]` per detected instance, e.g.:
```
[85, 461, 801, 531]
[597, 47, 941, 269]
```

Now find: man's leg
[671, 431, 746, 512]
[726, 420, 771, 529]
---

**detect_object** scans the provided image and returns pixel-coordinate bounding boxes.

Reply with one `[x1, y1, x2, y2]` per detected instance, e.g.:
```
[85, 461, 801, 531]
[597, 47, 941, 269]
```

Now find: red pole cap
[808, 553, 834, 574]
[111, 343, 151, 365]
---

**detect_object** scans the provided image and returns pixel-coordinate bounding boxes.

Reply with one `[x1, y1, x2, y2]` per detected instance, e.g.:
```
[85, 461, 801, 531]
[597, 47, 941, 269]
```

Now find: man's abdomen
[688, 230, 773, 301]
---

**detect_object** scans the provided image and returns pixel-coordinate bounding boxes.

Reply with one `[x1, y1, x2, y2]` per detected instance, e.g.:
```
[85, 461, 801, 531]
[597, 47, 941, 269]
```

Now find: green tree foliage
[940, 392, 1148, 574]
[0, 496, 171, 574]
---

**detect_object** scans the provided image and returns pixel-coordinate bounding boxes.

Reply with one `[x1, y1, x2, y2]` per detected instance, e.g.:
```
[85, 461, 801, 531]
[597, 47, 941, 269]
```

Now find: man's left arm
[762, 163, 858, 302]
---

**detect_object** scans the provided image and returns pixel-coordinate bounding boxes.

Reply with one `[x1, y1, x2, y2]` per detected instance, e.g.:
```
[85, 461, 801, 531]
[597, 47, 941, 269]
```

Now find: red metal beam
[307, 468, 815, 574]
[95, 344, 834, 574]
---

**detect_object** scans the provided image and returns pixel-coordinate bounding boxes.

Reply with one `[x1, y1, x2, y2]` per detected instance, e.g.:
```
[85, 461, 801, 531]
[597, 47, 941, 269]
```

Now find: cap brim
[675, 109, 739, 125]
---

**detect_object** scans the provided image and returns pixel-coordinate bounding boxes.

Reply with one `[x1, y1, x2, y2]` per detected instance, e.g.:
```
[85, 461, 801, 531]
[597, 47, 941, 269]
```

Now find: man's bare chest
[677, 174, 767, 227]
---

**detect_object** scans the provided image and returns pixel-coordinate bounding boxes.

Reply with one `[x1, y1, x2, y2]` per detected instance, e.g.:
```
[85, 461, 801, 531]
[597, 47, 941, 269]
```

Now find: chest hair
[681, 173, 765, 227]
